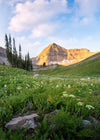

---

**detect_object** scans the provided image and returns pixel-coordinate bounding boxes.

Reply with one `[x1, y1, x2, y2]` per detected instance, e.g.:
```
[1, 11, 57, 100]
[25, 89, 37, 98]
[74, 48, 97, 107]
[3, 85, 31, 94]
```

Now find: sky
[0, 0, 100, 57]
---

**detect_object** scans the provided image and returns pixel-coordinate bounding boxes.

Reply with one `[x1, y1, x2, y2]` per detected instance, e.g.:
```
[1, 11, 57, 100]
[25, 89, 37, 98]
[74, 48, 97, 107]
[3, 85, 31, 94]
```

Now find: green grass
[39, 53, 100, 76]
[0, 64, 100, 140]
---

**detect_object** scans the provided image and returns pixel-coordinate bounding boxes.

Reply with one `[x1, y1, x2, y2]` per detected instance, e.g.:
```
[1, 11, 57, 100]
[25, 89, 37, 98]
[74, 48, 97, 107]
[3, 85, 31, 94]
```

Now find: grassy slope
[39, 53, 100, 76]
[0, 64, 100, 139]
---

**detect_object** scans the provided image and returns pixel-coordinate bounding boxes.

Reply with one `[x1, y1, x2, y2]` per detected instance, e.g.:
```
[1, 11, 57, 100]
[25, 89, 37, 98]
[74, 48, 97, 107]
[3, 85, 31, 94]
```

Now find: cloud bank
[9, 0, 69, 38]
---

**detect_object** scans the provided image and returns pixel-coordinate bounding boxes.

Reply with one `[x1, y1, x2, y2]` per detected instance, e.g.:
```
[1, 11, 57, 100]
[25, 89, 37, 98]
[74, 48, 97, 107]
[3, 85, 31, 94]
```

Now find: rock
[45, 110, 58, 118]
[5, 113, 38, 130]
[33, 43, 95, 66]
[26, 102, 33, 110]
[89, 116, 99, 124]
[0, 47, 10, 65]
[34, 74, 39, 77]
[22, 120, 36, 129]
[82, 116, 99, 127]
[82, 120, 91, 126]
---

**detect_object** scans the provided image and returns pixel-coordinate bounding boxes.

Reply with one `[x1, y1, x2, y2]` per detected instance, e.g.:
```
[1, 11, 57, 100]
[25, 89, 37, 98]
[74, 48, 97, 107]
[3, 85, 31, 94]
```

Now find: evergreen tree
[18, 44, 22, 68]
[27, 52, 33, 71]
[30, 59, 33, 71]
[5, 34, 33, 71]
[13, 38, 17, 67]
[9, 34, 12, 64]
[24, 55, 27, 70]
[27, 52, 30, 70]
[5, 34, 9, 60]
[19, 44, 21, 59]
[43, 62, 46, 67]
[24, 52, 32, 71]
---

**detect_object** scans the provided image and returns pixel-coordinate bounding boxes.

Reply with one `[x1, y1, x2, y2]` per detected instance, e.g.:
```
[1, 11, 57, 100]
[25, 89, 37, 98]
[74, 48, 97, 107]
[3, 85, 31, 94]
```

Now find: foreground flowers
[86, 105, 95, 110]
[77, 102, 83, 106]
[62, 93, 75, 98]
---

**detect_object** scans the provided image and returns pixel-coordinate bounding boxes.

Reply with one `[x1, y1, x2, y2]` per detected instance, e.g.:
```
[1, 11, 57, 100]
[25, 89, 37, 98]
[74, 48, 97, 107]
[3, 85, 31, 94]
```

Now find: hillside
[39, 52, 100, 76]
[33, 43, 96, 66]
[0, 64, 100, 139]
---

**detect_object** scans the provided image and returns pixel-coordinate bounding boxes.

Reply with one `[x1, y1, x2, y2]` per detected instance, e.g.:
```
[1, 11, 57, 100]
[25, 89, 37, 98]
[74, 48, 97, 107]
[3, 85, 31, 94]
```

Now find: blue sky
[0, 0, 100, 57]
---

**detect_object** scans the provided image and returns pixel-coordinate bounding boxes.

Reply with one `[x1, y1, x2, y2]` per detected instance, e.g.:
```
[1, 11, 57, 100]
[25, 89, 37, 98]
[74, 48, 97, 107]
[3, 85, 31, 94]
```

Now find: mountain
[33, 43, 97, 66]
[0, 47, 9, 65]
[39, 52, 100, 76]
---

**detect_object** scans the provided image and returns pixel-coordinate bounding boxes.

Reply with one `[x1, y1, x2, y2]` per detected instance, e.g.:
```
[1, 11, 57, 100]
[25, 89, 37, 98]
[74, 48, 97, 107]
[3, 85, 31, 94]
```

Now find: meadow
[0, 64, 100, 140]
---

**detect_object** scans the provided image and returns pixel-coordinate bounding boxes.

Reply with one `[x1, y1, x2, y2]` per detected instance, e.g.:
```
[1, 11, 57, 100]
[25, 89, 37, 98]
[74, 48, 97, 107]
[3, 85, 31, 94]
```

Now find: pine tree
[13, 38, 17, 67]
[27, 52, 30, 71]
[5, 34, 33, 71]
[5, 34, 9, 61]
[30, 59, 33, 71]
[18, 44, 22, 68]
[19, 44, 21, 59]
[26, 52, 33, 71]
[9, 34, 12, 64]
[24, 55, 27, 70]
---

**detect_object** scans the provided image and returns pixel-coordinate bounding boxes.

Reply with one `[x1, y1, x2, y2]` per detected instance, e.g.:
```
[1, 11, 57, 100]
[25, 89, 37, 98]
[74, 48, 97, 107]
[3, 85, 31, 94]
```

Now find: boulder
[83, 116, 99, 127]
[82, 120, 91, 126]
[5, 113, 38, 130]
[45, 110, 59, 118]
[89, 116, 99, 125]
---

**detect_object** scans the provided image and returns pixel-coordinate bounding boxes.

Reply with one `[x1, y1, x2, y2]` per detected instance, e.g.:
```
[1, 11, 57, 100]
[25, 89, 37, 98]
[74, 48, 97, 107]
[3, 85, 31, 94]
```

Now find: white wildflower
[34, 74, 39, 77]
[63, 94, 68, 97]
[56, 85, 59, 88]
[62, 93, 75, 98]
[26, 87, 28, 89]
[91, 83, 93, 86]
[86, 105, 95, 110]
[4, 85, 7, 88]
[27, 84, 30, 87]
[17, 86, 21, 90]
[68, 85, 71, 88]
[80, 78, 85, 81]
[77, 102, 83, 106]
[69, 94, 75, 98]
[88, 77, 90, 80]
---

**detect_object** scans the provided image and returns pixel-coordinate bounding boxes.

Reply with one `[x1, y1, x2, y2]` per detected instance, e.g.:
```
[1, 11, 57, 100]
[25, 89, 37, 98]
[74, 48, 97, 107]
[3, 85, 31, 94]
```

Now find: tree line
[5, 34, 33, 71]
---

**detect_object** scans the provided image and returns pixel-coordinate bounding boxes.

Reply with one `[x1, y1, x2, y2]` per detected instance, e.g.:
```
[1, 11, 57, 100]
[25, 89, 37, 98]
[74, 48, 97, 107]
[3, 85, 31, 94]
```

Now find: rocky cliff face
[0, 47, 9, 65]
[33, 43, 96, 66]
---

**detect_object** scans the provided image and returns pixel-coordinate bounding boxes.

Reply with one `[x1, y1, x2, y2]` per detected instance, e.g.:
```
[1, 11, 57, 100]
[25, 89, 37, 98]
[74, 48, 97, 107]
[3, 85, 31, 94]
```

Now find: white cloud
[9, 0, 69, 34]
[79, 16, 94, 25]
[0, 0, 24, 6]
[15, 36, 42, 57]
[73, 0, 100, 26]
[75, 0, 100, 17]
[31, 23, 56, 38]
[8, 0, 23, 6]
[16, 36, 25, 42]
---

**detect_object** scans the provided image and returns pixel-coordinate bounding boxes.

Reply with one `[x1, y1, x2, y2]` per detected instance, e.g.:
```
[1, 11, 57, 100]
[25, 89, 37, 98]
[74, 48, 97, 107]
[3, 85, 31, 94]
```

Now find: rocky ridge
[0, 47, 9, 65]
[33, 43, 96, 66]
